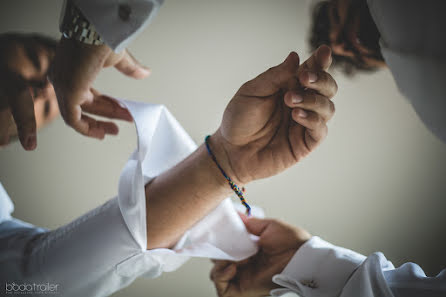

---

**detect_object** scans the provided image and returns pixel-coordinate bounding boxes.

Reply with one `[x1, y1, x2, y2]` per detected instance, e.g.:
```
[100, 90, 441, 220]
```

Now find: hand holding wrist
[211, 217, 311, 297]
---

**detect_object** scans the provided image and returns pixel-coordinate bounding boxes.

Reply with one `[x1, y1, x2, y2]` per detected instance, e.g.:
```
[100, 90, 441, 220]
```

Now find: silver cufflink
[118, 4, 132, 21]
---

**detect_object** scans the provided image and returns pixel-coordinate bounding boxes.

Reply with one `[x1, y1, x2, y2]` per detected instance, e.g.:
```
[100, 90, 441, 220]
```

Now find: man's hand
[210, 216, 311, 297]
[49, 38, 148, 139]
[0, 33, 58, 150]
[211, 45, 337, 184]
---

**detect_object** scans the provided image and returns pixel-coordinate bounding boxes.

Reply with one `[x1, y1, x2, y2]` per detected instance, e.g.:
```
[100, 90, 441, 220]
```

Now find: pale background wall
[1, 1, 445, 296]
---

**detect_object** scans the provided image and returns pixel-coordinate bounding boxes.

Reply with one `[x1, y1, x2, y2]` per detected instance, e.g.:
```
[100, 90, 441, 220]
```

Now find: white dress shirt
[61, 0, 164, 52]
[0, 100, 260, 296]
[271, 1, 446, 296]
[367, 0, 446, 143]
[271, 237, 446, 297]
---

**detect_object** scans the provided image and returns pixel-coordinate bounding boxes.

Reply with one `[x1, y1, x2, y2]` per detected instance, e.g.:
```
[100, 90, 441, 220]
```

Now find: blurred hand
[0, 33, 58, 150]
[211, 45, 337, 184]
[49, 38, 148, 139]
[210, 216, 311, 297]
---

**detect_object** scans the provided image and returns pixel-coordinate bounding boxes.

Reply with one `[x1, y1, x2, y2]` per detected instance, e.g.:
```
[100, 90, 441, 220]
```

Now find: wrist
[195, 142, 234, 197]
[211, 129, 253, 187]
[207, 131, 245, 186]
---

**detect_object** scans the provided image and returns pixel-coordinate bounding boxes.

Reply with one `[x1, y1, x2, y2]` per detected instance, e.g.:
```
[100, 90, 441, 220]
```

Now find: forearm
[145, 134, 233, 249]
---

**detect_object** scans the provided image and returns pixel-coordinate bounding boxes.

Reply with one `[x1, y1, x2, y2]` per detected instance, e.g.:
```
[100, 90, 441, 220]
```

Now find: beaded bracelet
[205, 135, 251, 216]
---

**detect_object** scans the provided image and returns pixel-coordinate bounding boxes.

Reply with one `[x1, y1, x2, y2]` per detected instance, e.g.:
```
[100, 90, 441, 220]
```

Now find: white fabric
[271, 237, 366, 297]
[0, 99, 260, 297]
[0, 183, 13, 224]
[271, 237, 446, 297]
[60, 0, 163, 52]
[367, 0, 446, 143]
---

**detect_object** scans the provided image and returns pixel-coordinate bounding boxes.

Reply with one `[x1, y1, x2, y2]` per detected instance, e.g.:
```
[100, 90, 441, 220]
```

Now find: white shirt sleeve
[0, 100, 259, 297]
[60, 0, 164, 52]
[271, 236, 446, 297]
[366, 0, 446, 143]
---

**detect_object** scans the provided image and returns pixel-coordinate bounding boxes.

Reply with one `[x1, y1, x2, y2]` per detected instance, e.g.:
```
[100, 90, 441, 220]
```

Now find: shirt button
[118, 4, 132, 21]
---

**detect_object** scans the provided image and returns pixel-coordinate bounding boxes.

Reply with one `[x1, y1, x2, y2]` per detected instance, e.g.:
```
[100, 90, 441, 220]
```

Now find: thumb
[238, 51, 300, 97]
[114, 50, 151, 79]
[244, 217, 271, 237]
[300, 44, 332, 72]
[8, 89, 37, 150]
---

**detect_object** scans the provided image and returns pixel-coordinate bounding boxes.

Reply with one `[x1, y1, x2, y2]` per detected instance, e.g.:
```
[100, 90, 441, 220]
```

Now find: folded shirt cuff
[271, 236, 366, 297]
[115, 99, 259, 278]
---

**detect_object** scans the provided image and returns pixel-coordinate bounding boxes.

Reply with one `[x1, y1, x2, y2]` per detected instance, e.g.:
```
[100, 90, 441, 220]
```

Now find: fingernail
[291, 94, 303, 104]
[308, 72, 318, 83]
[26, 134, 37, 150]
[143, 67, 151, 75]
[140, 66, 151, 75]
[298, 109, 307, 118]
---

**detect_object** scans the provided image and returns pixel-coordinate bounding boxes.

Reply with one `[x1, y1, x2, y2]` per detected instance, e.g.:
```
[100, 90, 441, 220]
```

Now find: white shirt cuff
[115, 100, 259, 278]
[271, 236, 366, 297]
[68, 0, 163, 52]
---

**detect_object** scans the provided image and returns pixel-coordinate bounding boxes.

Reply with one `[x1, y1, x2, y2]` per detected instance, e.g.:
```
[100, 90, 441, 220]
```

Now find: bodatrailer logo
[5, 282, 59, 295]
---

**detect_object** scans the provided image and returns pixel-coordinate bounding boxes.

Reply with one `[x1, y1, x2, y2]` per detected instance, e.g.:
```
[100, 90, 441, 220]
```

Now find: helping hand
[0, 33, 57, 150]
[211, 216, 311, 297]
[49, 38, 148, 139]
[212, 45, 337, 184]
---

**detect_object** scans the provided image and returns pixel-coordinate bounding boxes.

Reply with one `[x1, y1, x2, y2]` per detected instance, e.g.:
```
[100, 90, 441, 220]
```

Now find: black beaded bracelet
[205, 135, 251, 216]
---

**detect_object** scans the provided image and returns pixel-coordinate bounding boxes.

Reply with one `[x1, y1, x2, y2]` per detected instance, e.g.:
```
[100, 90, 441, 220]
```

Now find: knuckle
[271, 218, 283, 226]
[274, 218, 286, 226]
[329, 101, 336, 115]
[328, 75, 338, 98]
[313, 93, 324, 108]
[64, 115, 76, 126]
[333, 78, 339, 93]
[321, 125, 328, 139]
[303, 92, 316, 107]
[318, 115, 326, 127]
[239, 80, 253, 91]
[267, 66, 277, 73]
[310, 114, 324, 128]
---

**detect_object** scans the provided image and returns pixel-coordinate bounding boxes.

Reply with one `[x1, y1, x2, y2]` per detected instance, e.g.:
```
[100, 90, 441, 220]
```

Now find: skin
[209, 46, 336, 297]
[327, 0, 386, 68]
[0, 36, 136, 150]
[49, 38, 147, 142]
[1, 36, 337, 264]
[0, 41, 59, 148]
[211, 216, 311, 297]
[145, 45, 337, 249]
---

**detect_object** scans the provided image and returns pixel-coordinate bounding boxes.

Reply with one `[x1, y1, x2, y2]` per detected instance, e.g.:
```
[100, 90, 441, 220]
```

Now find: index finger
[238, 52, 300, 98]
[300, 45, 332, 72]
[8, 88, 37, 150]
[68, 109, 119, 139]
[299, 70, 338, 99]
[81, 90, 132, 122]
